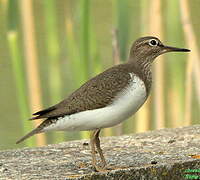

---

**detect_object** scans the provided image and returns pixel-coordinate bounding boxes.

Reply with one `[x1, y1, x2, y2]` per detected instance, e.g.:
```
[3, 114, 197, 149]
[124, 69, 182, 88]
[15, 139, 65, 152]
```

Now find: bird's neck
[128, 56, 153, 95]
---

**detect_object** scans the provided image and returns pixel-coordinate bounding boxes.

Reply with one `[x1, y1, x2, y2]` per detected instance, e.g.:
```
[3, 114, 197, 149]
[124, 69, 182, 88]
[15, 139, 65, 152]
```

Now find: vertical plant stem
[149, 0, 165, 129]
[168, 91, 180, 127]
[193, 63, 200, 107]
[180, 0, 200, 125]
[112, 29, 121, 65]
[66, 19, 83, 85]
[165, 0, 184, 128]
[44, 0, 61, 103]
[8, 31, 33, 146]
[112, 0, 131, 61]
[0, 0, 9, 60]
[43, 0, 64, 143]
[19, 0, 46, 146]
[79, 0, 90, 78]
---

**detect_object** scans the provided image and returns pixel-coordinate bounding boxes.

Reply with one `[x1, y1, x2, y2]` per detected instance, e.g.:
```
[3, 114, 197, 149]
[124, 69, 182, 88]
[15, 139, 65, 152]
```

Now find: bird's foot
[93, 165, 107, 172]
[92, 164, 107, 172]
[92, 164, 120, 172]
[93, 164, 127, 172]
[92, 160, 107, 172]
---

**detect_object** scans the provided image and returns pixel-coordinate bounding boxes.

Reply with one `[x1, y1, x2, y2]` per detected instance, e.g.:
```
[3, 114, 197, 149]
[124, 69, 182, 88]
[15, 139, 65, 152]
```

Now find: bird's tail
[16, 125, 43, 144]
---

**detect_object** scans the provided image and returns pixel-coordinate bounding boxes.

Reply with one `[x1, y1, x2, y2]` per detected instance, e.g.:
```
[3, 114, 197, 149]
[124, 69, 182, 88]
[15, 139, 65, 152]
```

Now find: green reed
[165, 0, 186, 127]
[8, 31, 34, 146]
[43, 0, 65, 143]
[2, 0, 199, 150]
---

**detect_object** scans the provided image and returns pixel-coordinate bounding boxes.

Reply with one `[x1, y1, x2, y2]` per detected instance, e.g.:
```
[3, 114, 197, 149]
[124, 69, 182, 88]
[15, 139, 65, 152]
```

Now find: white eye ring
[149, 39, 158, 46]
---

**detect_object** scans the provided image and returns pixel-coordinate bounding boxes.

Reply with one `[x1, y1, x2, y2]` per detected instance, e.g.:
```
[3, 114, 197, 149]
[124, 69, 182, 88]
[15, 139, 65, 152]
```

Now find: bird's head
[129, 36, 190, 65]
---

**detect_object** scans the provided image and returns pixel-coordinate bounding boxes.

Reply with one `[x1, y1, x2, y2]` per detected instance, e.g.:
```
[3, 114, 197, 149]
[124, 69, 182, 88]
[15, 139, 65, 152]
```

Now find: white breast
[43, 73, 147, 132]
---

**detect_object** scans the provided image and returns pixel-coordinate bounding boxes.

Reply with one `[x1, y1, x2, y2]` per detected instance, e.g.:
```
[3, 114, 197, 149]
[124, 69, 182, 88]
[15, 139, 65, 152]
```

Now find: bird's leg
[94, 129, 107, 168]
[90, 130, 97, 170]
[90, 129, 106, 171]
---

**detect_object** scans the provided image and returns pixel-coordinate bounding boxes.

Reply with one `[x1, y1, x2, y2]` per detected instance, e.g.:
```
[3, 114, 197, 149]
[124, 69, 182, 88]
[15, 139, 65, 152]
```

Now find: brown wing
[31, 64, 132, 120]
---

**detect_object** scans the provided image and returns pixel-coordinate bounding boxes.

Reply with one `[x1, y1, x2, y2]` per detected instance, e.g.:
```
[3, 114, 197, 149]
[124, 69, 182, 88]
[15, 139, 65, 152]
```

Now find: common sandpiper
[16, 36, 190, 171]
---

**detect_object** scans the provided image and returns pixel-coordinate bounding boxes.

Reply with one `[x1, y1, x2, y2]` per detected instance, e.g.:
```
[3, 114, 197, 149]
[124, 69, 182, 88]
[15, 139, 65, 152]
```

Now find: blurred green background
[0, 0, 199, 150]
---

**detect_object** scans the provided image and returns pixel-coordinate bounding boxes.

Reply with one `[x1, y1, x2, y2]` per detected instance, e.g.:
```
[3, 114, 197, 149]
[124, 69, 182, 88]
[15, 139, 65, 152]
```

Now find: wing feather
[30, 64, 132, 120]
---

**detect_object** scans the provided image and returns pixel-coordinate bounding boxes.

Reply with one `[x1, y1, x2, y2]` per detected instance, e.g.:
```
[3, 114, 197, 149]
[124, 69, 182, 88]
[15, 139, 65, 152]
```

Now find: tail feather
[16, 126, 43, 144]
[29, 116, 42, 120]
[16, 119, 53, 144]
[29, 106, 56, 120]
[33, 106, 56, 115]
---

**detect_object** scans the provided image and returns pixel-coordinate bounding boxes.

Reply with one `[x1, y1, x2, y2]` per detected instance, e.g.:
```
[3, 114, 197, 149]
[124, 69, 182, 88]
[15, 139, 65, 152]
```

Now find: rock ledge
[1, 125, 200, 180]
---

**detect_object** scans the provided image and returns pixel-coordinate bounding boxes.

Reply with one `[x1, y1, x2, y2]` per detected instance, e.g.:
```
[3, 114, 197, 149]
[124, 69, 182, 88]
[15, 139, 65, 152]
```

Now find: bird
[16, 36, 190, 171]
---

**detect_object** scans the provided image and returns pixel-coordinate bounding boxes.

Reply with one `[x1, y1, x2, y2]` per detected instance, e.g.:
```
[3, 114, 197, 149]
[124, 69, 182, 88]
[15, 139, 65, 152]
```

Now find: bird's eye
[149, 39, 158, 46]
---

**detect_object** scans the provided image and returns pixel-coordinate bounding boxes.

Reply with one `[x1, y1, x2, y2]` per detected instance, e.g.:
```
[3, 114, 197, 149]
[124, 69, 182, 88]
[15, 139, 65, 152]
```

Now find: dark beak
[162, 45, 190, 53]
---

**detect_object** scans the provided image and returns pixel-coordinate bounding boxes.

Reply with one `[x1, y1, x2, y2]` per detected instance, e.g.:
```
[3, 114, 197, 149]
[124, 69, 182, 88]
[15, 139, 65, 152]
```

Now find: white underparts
[43, 73, 147, 132]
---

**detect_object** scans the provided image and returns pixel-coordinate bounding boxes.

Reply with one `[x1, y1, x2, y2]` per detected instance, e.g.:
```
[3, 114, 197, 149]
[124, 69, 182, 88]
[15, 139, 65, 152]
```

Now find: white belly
[44, 74, 147, 132]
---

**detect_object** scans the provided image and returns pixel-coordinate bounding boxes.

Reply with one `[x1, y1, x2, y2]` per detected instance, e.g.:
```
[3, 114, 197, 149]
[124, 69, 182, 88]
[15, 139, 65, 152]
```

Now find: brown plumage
[30, 64, 151, 120]
[16, 36, 190, 171]
[31, 65, 134, 119]
[16, 64, 146, 144]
